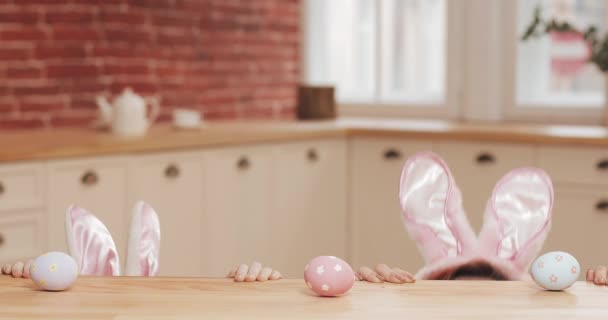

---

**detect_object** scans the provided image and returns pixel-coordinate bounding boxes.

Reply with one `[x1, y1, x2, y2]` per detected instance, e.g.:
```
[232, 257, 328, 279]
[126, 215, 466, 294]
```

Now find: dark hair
[439, 261, 508, 280]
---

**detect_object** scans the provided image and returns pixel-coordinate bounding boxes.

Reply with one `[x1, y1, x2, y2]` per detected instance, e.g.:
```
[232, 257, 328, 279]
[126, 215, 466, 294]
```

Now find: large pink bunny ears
[64, 201, 161, 276]
[399, 152, 553, 280]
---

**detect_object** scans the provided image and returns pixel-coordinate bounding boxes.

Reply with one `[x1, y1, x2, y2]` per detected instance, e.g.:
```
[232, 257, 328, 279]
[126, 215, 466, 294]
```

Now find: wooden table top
[1, 277, 607, 319]
[3, 118, 608, 163]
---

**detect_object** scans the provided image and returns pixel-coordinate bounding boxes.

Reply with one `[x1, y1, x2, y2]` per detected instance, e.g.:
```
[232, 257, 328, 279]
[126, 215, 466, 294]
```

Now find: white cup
[173, 109, 202, 128]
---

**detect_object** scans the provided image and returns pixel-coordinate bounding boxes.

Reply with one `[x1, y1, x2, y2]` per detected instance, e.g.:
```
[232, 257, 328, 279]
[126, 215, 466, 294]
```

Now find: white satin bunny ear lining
[477, 168, 554, 271]
[398, 152, 554, 280]
[399, 152, 477, 265]
[65, 205, 121, 276]
[64, 201, 161, 277]
[125, 201, 161, 277]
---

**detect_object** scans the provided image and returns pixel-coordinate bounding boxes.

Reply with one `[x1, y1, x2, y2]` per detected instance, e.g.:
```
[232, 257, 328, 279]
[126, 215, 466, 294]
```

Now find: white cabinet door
[434, 142, 536, 232]
[201, 146, 274, 277]
[538, 146, 608, 186]
[47, 156, 128, 264]
[273, 140, 347, 278]
[129, 151, 204, 277]
[0, 212, 44, 264]
[542, 187, 608, 279]
[350, 138, 433, 273]
[0, 162, 46, 213]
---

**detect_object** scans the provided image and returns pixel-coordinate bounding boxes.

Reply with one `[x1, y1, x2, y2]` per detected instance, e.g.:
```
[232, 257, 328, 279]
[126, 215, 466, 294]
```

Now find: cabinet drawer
[47, 156, 128, 262]
[350, 138, 433, 271]
[202, 146, 274, 277]
[543, 187, 608, 278]
[538, 146, 608, 186]
[0, 214, 42, 264]
[0, 162, 45, 212]
[350, 137, 435, 169]
[129, 151, 204, 277]
[272, 139, 347, 277]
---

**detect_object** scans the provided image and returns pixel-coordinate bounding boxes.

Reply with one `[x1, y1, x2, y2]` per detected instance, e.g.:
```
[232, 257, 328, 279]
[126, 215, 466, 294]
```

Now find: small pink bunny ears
[399, 152, 553, 280]
[64, 201, 161, 277]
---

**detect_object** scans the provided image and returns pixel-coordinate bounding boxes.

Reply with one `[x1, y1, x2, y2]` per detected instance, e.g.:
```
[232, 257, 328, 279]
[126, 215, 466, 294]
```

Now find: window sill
[338, 103, 456, 120]
[339, 103, 606, 126]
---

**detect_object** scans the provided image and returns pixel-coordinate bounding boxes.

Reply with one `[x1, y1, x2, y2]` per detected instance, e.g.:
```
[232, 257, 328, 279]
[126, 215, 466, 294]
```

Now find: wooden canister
[297, 85, 336, 119]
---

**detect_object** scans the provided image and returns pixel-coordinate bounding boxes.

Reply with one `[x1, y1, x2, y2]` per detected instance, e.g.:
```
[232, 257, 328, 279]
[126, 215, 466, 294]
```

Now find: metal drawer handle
[596, 200, 608, 211]
[0, 182, 4, 196]
[307, 148, 319, 162]
[596, 160, 608, 170]
[383, 149, 402, 160]
[81, 170, 99, 186]
[165, 164, 180, 179]
[0, 233, 4, 247]
[476, 153, 496, 164]
[237, 157, 250, 170]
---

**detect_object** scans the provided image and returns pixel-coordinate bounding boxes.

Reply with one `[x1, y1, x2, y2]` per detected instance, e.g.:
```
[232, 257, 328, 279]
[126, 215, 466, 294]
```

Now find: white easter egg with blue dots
[30, 251, 79, 291]
[530, 251, 580, 291]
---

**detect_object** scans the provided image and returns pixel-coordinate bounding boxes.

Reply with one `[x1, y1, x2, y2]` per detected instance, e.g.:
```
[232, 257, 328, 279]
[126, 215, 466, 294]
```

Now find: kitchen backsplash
[0, 0, 299, 129]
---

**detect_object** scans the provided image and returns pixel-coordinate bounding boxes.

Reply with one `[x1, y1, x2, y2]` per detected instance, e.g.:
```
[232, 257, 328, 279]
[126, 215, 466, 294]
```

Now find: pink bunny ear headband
[64, 201, 161, 276]
[400, 152, 553, 280]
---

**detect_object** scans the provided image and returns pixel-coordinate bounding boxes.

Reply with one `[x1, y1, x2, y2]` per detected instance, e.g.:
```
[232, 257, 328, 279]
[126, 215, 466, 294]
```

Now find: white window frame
[301, 0, 607, 125]
[501, 1, 608, 125]
[300, 0, 465, 120]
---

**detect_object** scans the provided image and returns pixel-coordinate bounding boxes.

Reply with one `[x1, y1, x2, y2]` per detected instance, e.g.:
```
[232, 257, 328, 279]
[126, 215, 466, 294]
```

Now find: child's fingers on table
[1, 264, 11, 275]
[234, 264, 249, 282]
[23, 260, 32, 279]
[586, 269, 594, 282]
[594, 266, 607, 285]
[392, 267, 415, 283]
[355, 272, 363, 281]
[226, 265, 238, 278]
[358, 266, 383, 283]
[245, 262, 262, 282]
[374, 264, 403, 283]
[268, 270, 281, 280]
[257, 267, 273, 281]
[11, 261, 24, 278]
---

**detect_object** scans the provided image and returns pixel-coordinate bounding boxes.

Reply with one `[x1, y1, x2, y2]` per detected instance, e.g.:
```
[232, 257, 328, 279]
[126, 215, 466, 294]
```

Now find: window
[303, 0, 608, 124]
[303, 0, 448, 106]
[516, 0, 606, 108]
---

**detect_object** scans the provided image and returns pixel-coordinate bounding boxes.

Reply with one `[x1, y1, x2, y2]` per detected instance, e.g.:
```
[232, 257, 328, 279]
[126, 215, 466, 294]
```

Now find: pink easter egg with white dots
[304, 256, 355, 297]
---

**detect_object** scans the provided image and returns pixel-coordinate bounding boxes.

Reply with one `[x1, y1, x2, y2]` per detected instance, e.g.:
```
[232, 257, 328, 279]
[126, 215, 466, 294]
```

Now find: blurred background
[0, 0, 607, 280]
[0, 0, 298, 128]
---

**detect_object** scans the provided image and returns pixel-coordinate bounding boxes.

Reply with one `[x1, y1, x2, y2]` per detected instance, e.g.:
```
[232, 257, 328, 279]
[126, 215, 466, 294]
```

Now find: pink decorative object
[303, 256, 355, 297]
[550, 31, 591, 76]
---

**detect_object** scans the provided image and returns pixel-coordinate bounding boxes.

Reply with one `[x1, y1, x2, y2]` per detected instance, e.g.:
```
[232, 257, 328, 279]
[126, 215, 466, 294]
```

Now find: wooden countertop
[2, 277, 607, 319]
[3, 118, 608, 163]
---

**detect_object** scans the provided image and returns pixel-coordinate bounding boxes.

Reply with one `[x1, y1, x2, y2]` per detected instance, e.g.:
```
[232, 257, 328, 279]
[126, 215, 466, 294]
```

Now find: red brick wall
[0, 0, 299, 129]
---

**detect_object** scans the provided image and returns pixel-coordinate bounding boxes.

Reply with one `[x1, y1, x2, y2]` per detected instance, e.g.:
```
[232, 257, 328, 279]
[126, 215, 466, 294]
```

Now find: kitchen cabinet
[541, 187, 608, 279]
[47, 156, 129, 264]
[0, 213, 43, 264]
[272, 140, 347, 278]
[0, 162, 46, 264]
[350, 138, 432, 273]
[434, 142, 536, 232]
[129, 151, 204, 277]
[2, 126, 607, 281]
[201, 146, 274, 277]
[0, 162, 45, 213]
[538, 146, 608, 187]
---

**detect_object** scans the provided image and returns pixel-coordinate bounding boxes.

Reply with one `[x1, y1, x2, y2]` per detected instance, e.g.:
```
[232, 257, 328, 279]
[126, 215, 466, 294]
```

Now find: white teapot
[96, 88, 159, 137]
